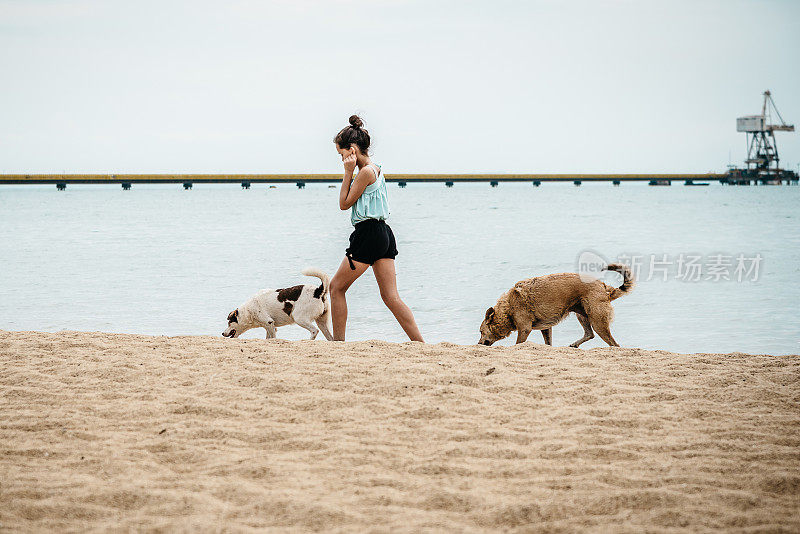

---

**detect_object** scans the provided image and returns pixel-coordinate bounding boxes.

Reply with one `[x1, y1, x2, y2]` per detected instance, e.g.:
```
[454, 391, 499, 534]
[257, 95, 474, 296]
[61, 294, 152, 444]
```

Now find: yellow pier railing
[0, 173, 727, 185]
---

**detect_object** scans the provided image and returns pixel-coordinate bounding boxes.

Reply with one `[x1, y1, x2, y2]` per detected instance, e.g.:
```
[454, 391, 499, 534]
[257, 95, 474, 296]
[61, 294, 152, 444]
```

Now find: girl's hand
[343, 150, 358, 175]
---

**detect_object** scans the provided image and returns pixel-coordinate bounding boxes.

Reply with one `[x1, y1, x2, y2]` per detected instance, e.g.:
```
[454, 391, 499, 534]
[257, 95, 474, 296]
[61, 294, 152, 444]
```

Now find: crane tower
[729, 90, 796, 184]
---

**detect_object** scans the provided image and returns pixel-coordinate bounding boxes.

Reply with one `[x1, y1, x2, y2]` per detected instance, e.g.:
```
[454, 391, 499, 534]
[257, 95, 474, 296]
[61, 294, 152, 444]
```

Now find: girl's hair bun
[349, 115, 363, 129]
[334, 114, 370, 153]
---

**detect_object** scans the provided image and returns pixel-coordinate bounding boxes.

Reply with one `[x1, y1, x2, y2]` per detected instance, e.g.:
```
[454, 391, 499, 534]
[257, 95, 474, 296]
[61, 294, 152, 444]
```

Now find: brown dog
[478, 264, 634, 347]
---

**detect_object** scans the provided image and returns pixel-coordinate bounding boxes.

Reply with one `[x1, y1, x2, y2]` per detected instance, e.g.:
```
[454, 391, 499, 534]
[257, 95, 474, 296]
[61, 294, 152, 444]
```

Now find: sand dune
[1, 330, 798, 532]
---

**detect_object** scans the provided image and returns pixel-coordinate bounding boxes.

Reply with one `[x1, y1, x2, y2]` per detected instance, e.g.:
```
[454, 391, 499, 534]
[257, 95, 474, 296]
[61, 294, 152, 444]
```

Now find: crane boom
[764, 90, 794, 132]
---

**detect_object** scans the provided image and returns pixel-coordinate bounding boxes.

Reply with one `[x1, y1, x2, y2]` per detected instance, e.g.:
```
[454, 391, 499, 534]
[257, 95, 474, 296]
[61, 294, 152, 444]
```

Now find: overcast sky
[1, 0, 798, 174]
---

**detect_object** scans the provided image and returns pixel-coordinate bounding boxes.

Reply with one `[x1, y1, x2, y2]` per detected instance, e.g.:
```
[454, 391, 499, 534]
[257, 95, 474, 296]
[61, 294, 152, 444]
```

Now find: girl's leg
[372, 258, 424, 342]
[330, 256, 369, 341]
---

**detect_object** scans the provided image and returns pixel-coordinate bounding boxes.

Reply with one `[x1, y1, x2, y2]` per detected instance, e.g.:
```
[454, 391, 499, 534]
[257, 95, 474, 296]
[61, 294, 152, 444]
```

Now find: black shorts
[345, 219, 398, 268]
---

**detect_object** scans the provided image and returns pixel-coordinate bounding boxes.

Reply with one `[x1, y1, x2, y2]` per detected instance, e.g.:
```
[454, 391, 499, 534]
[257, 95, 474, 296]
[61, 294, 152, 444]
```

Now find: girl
[330, 115, 424, 342]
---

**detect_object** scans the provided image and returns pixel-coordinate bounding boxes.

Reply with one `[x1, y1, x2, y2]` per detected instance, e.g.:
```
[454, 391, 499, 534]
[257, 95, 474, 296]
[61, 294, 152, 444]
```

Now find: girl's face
[336, 144, 358, 161]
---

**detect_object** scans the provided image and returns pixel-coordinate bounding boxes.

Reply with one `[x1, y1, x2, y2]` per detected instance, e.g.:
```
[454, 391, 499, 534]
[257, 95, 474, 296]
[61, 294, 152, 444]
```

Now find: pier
[0, 173, 763, 190]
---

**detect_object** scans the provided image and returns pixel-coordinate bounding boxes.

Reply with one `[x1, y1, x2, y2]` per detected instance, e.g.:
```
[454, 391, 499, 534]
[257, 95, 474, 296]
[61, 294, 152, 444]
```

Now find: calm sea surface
[1, 182, 798, 355]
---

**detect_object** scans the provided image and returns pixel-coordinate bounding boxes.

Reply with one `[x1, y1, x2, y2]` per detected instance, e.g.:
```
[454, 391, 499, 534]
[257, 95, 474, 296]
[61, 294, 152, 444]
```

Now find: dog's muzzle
[222, 329, 235, 338]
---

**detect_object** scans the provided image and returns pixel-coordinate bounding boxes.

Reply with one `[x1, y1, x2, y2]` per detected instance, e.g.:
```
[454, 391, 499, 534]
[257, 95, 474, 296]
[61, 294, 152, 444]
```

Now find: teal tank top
[351, 164, 390, 225]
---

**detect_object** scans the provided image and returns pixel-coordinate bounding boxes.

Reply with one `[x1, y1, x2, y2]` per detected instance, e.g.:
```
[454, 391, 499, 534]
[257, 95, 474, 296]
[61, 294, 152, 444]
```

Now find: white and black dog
[222, 268, 332, 340]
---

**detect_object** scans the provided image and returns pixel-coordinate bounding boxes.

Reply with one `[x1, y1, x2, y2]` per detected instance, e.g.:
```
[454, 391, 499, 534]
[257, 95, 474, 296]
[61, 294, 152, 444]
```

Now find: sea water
[1, 182, 798, 355]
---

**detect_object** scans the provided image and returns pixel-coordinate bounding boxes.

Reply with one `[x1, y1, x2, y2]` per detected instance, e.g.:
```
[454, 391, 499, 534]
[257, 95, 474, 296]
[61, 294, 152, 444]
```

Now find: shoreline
[2, 330, 798, 531]
[2, 329, 792, 357]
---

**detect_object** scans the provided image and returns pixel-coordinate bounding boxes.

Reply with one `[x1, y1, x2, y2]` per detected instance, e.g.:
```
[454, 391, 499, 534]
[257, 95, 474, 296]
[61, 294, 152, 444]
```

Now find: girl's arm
[338, 153, 376, 210]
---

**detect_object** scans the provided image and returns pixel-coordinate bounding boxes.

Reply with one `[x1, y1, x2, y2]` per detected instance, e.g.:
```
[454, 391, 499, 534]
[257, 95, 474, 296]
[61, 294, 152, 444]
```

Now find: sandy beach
[1, 330, 798, 532]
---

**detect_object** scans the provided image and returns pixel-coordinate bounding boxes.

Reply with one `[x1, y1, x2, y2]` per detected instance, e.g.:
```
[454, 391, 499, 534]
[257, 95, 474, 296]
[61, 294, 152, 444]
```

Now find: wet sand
[1, 330, 798, 532]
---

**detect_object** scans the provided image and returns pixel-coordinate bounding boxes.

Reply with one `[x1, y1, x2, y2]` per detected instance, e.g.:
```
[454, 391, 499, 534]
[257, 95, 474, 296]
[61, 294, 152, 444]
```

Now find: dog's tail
[605, 263, 635, 301]
[302, 267, 330, 298]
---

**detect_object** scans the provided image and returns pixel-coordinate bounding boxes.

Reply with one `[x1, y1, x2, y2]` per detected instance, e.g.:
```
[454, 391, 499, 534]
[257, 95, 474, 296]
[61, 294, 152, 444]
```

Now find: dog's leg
[295, 319, 320, 340]
[265, 324, 277, 339]
[588, 308, 619, 347]
[570, 313, 595, 348]
[515, 326, 532, 344]
[541, 328, 553, 346]
[316, 316, 333, 341]
[253, 312, 276, 339]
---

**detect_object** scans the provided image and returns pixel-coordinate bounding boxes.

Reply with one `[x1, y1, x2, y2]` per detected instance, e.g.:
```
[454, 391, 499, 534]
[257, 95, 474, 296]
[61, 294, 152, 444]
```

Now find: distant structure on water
[1, 90, 797, 189]
[726, 90, 797, 185]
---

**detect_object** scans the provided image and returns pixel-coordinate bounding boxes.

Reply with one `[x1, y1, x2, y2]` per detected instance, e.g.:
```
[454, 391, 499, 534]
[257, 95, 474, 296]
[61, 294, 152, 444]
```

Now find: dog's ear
[485, 307, 495, 321]
[227, 309, 239, 323]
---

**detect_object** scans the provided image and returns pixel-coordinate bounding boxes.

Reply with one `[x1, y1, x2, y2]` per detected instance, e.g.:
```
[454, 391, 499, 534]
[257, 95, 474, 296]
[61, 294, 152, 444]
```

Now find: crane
[735, 91, 795, 183]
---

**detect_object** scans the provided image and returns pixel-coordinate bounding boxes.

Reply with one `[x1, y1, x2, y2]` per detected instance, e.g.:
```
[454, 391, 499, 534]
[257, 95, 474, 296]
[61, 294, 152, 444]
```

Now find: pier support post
[490, 181, 499, 187]
[183, 182, 192, 190]
[296, 182, 305, 189]
[573, 180, 581, 186]
[241, 182, 250, 189]
[445, 181, 454, 187]
[56, 183, 66, 190]
[533, 180, 541, 187]
[398, 181, 407, 188]
[121, 182, 131, 190]
[612, 180, 621, 186]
